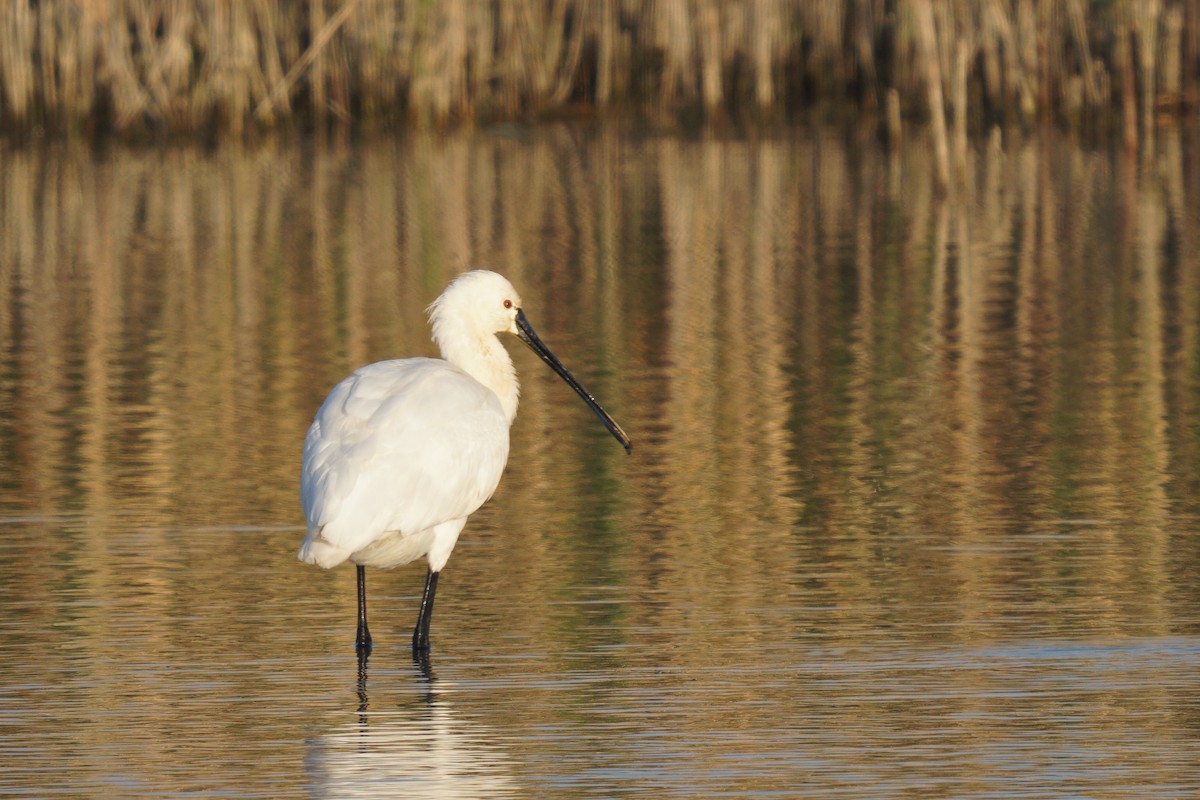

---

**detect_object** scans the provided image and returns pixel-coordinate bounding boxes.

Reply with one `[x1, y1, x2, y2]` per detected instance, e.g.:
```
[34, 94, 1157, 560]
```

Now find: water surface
[2, 125, 1200, 797]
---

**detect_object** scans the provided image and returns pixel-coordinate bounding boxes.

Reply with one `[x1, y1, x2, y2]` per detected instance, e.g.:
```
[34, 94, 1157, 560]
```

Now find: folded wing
[300, 358, 511, 565]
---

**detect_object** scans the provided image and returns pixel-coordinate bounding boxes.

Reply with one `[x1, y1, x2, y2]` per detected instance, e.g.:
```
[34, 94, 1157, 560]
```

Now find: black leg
[356, 564, 373, 653]
[412, 568, 440, 654]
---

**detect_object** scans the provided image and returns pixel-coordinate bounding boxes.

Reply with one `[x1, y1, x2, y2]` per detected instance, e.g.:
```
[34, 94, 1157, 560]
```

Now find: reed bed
[1, 0, 1197, 140]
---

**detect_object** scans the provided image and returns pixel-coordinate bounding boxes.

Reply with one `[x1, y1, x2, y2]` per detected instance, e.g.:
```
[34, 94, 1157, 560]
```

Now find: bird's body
[298, 270, 630, 657]
[299, 358, 509, 572]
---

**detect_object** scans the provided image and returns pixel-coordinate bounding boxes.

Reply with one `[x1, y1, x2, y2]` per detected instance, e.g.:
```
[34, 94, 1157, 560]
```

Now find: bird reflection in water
[355, 647, 434, 723]
[309, 649, 519, 798]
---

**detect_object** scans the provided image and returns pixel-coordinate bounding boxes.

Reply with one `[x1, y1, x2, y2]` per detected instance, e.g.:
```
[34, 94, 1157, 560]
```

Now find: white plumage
[299, 358, 509, 571]
[298, 270, 630, 656]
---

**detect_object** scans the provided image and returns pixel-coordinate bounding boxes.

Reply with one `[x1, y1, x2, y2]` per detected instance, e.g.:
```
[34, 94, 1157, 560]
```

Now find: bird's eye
[503, 299, 513, 309]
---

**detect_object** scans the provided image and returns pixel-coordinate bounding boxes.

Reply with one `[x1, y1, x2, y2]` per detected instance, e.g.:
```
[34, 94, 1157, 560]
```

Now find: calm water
[2, 124, 1200, 798]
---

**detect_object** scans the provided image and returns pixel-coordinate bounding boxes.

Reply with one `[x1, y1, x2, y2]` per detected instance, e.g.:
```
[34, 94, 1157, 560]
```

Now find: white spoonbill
[299, 270, 631, 655]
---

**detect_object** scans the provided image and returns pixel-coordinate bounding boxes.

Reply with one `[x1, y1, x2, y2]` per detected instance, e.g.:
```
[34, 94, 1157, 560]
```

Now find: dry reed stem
[910, 0, 950, 192]
[257, 0, 360, 122]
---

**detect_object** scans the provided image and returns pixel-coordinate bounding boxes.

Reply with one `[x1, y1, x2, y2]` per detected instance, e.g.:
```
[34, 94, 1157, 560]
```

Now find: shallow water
[3, 125, 1200, 797]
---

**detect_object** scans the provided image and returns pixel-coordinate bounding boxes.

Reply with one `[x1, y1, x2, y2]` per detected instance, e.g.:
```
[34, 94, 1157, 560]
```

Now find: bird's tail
[298, 528, 349, 569]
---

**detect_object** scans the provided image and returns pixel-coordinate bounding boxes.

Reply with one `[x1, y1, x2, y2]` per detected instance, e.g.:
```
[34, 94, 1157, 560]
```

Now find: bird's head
[428, 268, 632, 454]
[429, 269, 523, 340]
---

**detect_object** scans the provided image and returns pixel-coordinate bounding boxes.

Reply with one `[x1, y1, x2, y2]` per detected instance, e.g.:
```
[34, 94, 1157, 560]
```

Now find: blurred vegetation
[1, 0, 1197, 143]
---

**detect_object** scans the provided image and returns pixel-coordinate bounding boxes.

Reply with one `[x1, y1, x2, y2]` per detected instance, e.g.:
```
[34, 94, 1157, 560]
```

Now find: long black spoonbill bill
[299, 270, 631, 656]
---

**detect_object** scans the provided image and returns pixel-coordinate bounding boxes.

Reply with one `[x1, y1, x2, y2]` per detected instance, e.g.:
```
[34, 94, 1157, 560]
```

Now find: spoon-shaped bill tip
[515, 309, 631, 454]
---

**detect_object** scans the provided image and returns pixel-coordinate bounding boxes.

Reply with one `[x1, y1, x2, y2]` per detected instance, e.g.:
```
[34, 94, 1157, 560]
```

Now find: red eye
[503, 299, 513, 309]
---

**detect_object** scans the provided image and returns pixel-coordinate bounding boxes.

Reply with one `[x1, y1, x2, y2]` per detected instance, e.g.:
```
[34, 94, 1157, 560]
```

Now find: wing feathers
[299, 358, 510, 566]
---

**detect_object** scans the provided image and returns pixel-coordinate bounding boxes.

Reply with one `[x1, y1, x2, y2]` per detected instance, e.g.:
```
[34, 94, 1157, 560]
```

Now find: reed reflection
[1, 129, 1198, 589]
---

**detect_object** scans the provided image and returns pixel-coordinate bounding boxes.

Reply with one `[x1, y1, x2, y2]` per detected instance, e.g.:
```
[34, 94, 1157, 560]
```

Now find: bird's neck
[439, 331, 520, 424]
